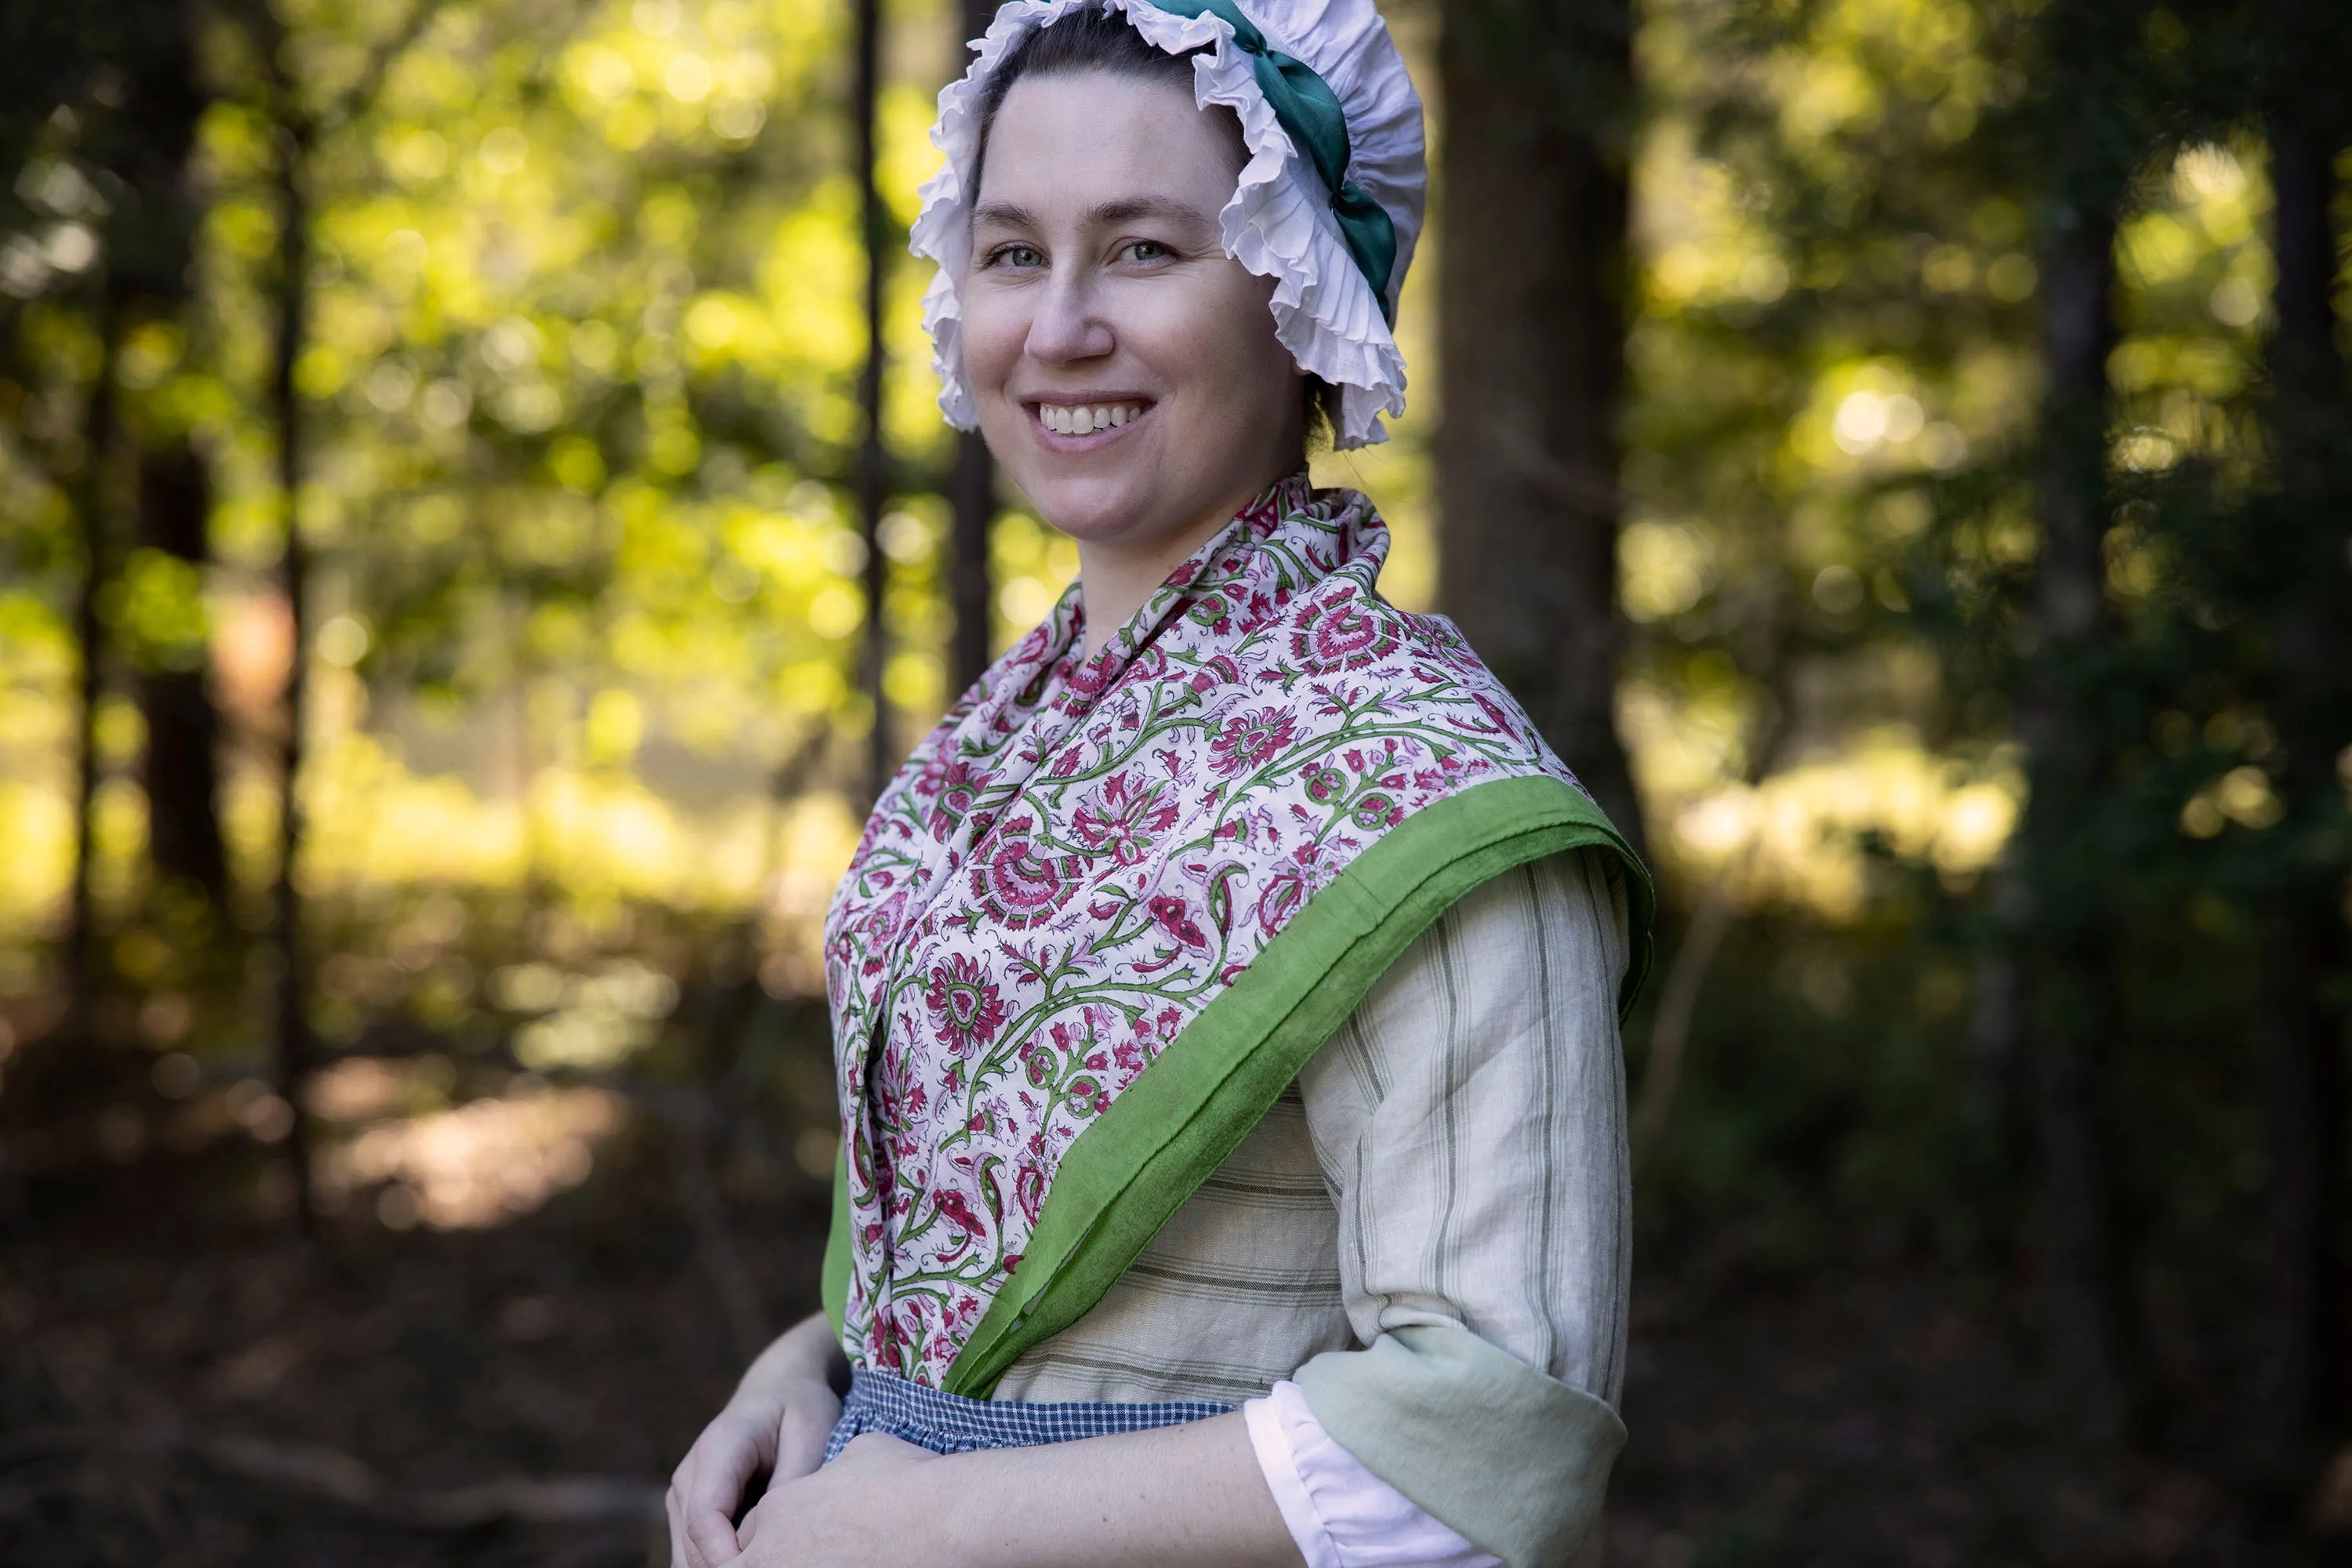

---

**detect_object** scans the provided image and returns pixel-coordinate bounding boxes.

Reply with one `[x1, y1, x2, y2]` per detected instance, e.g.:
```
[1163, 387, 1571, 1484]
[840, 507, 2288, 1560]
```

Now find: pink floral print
[822, 476, 1587, 1385]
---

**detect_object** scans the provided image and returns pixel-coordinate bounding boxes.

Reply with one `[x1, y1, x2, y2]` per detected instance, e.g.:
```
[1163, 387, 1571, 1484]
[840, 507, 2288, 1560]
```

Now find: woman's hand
[668, 1313, 846, 1568]
[671, 1336, 1298, 1568]
[715, 1410, 1301, 1568]
[730, 1432, 944, 1566]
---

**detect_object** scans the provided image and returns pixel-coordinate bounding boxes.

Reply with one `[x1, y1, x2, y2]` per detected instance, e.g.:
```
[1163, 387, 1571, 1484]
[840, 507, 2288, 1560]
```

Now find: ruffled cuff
[1244, 1379, 1504, 1568]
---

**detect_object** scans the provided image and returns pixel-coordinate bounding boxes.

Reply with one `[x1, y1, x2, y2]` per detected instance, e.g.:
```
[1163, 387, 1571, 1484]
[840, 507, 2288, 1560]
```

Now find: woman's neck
[1074, 466, 1300, 659]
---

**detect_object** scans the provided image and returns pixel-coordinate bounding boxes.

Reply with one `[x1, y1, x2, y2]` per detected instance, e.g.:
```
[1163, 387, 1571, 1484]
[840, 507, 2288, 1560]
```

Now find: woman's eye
[987, 244, 1044, 269]
[1123, 240, 1172, 263]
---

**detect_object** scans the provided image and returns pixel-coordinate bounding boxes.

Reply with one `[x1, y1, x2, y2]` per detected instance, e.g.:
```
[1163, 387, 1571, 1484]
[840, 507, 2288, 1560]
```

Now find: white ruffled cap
[913, 0, 1425, 449]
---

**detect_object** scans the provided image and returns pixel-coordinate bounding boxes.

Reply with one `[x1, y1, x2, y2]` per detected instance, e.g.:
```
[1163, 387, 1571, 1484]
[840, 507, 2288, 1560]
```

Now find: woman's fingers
[725, 1435, 940, 1565]
[684, 1503, 745, 1568]
[666, 1372, 841, 1567]
[771, 1385, 844, 1480]
[670, 1409, 774, 1568]
[665, 1484, 695, 1568]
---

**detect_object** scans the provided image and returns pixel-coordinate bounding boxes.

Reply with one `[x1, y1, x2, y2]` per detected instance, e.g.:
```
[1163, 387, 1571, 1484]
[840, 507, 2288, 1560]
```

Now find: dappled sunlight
[2, 0, 2342, 1555]
[1643, 722, 2022, 919]
[499, 957, 680, 1071]
[0, 782, 71, 930]
[316, 1074, 625, 1231]
[0, 726, 863, 942]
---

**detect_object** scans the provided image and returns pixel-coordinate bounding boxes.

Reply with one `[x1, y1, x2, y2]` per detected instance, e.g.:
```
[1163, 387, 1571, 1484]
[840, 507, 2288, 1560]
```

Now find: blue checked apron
[823, 1367, 1232, 1462]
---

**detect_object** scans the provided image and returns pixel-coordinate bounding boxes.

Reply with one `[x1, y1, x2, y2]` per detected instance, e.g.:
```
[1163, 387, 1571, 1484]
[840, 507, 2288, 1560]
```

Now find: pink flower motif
[1072, 771, 1181, 866]
[1188, 654, 1241, 695]
[924, 954, 1007, 1055]
[1188, 593, 1235, 635]
[1209, 706, 1297, 778]
[1302, 763, 1346, 802]
[1289, 597, 1392, 672]
[927, 760, 986, 843]
[935, 1189, 985, 1235]
[1253, 841, 1342, 934]
[1149, 895, 1208, 949]
[821, 482, 1611, 1381]
[971, 822, 1079, 929]
[1471, 693, 1518, 736]
[1022, 1033, 1066, 1090]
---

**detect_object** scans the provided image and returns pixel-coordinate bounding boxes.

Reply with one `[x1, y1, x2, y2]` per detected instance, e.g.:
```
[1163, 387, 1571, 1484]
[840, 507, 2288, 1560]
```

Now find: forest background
[1, 0, 2348, 1561]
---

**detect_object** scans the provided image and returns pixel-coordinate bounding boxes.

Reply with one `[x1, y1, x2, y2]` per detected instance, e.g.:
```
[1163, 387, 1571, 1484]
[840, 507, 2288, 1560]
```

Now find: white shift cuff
[1243, 1380, 1504, 1568]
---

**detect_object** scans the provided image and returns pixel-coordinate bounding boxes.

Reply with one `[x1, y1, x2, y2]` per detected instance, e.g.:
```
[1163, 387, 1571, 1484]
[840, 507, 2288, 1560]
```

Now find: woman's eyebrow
[969, 197, 1215, 231]
[1083, 196, 1215, 228]
[971, 201, 1043, 230]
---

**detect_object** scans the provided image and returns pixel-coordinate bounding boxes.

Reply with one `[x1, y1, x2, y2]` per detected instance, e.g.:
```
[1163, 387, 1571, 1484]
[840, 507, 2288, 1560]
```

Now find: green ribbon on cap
[1140, 0, 1397, 325]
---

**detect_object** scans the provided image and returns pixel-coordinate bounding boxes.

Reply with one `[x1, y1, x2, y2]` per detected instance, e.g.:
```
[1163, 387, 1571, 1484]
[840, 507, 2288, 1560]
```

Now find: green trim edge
[822, 1146, 852, 1338]
[939, 773, 1651, 1397]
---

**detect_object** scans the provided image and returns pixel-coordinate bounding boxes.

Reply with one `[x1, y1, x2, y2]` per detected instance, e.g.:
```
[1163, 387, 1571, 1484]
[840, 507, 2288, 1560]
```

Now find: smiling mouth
[1034, 400, 1149, 437]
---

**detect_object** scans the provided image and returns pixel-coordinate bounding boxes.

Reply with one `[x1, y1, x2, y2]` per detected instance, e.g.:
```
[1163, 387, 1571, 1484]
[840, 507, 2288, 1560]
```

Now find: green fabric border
[822, 1146, 851, 1338]
[940, 773, 1651, 1397]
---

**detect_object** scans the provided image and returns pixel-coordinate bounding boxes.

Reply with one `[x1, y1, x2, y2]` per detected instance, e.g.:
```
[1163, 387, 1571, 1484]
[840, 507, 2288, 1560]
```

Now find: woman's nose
[1023, 268, 1114, 365]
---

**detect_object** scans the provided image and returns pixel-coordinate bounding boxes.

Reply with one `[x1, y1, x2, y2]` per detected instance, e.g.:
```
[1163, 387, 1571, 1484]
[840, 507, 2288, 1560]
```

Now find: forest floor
[0, 1103, 2340, 1568]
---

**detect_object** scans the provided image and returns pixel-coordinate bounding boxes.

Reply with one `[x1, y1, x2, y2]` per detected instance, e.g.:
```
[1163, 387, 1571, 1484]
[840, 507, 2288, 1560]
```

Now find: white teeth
[1037, 402, 1144, 436]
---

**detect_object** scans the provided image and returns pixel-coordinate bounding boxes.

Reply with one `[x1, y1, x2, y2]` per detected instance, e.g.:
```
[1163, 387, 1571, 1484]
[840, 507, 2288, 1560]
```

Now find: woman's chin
[1026, 471, 1176, 547]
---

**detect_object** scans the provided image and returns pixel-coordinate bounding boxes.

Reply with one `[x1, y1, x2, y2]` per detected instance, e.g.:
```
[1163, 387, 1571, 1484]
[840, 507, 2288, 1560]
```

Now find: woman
[667, 2, 1650, 1564]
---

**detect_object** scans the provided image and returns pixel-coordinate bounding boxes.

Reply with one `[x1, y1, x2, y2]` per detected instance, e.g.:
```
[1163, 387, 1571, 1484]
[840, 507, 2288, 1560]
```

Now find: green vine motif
[825, 480, 1599, 1383]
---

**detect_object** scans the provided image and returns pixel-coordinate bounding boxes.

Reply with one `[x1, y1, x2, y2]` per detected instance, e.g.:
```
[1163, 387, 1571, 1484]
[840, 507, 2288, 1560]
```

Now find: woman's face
[962, 68, 1305, 562]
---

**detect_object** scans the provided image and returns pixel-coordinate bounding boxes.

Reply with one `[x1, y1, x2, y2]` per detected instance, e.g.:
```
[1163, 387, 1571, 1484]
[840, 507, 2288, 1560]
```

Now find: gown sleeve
[1282, 846, 1635, 1568]
[1245, 1374, 1503, 1568]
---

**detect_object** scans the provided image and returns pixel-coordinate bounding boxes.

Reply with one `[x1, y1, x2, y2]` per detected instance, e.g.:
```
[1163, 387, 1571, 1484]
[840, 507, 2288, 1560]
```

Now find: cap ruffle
[911, 0, 1425, 450]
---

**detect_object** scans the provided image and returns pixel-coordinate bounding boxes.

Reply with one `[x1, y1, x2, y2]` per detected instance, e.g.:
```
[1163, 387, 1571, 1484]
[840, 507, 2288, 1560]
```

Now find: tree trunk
[946, 0, 998, 699]
[64, 303, 122, 1040]
[1434, 0, 1643, 855]
[135, 441, 227, 902]
[853, 0, 891, 801]
[2250, 902, 2343, 1461]
[107, 3, 224, 909]
[267, 93, 318, 1226]
[949, 429, 995, 694]
[2243, 89, 2348, 1467]
[2016, 204, 2137, 1441]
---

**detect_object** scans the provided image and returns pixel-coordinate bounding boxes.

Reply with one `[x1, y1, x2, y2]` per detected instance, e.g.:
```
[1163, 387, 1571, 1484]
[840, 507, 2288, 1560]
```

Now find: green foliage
[1620, 0, 2351, 1399]
[0, 5, 2343, 1444]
